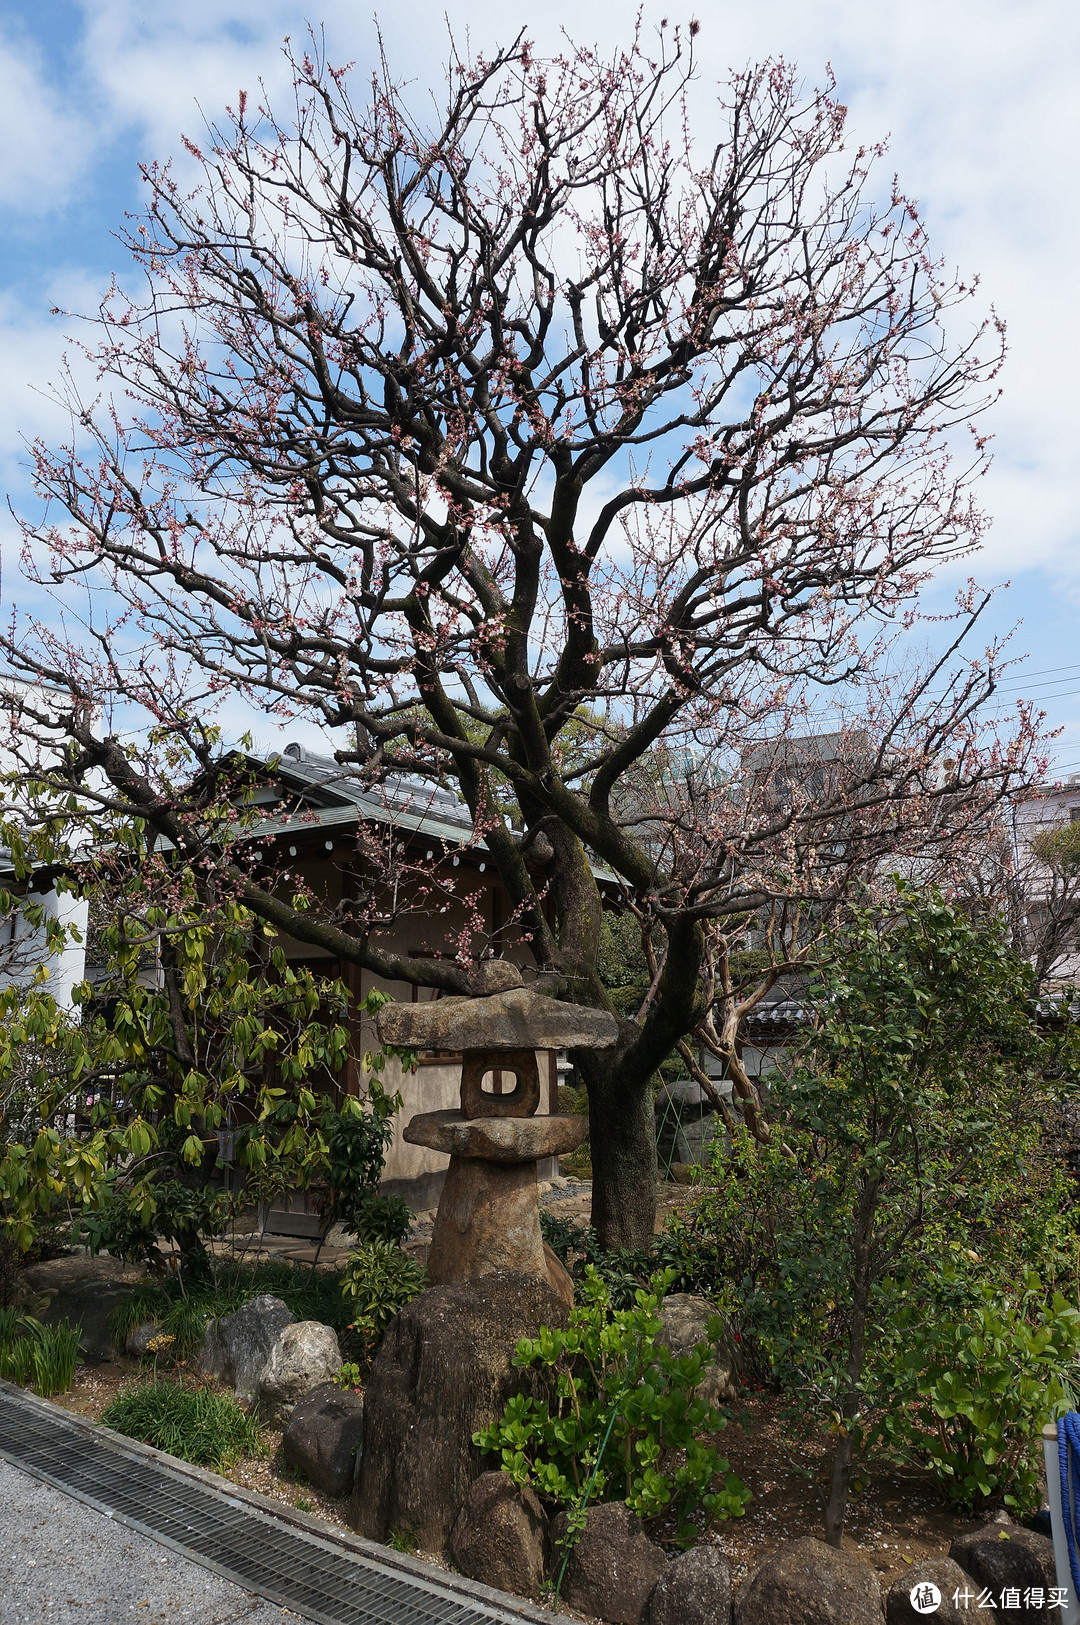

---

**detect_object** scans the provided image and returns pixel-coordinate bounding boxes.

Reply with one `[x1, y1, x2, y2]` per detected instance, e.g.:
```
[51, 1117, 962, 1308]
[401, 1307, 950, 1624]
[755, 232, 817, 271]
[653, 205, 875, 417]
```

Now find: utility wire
[991, 662, 1080, 688]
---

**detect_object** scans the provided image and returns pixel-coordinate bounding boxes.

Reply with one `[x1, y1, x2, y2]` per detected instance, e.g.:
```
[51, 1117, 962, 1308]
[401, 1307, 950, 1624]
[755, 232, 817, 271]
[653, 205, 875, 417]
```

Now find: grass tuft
[0, 1312, 81, 1396]
[386, 1524, 420, 1553]
[100, 1380, 265, 1470]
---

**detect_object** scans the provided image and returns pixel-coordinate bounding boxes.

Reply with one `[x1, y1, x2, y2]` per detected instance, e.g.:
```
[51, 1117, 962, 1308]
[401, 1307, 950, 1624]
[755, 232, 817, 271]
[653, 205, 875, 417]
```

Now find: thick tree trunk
[570, 914, 704, 1252]
[579, 1047, 658, 1251]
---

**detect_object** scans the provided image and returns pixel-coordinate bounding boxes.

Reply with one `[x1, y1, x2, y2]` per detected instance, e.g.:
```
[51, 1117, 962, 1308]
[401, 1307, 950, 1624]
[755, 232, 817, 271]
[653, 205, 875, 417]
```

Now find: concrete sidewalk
[0, 1458, 301, 1624]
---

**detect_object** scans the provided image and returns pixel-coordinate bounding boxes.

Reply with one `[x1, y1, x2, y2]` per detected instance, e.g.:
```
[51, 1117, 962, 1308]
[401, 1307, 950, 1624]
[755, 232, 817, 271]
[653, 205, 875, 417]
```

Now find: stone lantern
[376, 967, 617, 1304]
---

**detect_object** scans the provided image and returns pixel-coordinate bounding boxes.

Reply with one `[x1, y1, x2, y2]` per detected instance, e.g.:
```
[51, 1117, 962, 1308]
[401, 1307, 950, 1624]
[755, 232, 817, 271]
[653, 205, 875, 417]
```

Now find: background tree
[948, 792, 1080, 991]
[1009, 815, 1080, 987]
[0, 809, 407, 1275]
[676, 886, 1080, 1542]
[0, 27, 1037, 1246]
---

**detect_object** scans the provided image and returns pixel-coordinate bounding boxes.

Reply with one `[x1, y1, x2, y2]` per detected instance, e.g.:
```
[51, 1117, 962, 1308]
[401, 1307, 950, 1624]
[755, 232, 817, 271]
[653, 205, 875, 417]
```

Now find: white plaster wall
[1, 887, 89, 1011]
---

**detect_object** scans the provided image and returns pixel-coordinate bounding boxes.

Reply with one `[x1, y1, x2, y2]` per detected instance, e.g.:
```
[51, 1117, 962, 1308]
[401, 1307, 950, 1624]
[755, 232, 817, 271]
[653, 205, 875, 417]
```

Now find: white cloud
[77, 1, 299, 155]
[0, 29, 95, 210]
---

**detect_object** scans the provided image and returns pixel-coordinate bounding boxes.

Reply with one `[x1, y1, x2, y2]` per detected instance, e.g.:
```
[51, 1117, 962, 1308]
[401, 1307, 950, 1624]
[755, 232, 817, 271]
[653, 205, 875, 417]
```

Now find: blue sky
[1, 0, 1078, 770]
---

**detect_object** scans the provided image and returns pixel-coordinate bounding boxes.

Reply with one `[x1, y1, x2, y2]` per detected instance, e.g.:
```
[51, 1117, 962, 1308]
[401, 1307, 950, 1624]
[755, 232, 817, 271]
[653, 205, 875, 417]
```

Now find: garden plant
[0, 1308, 81, 1397]
[877, 1271, 1080, 1512]
[474, 1268, 750, 1549]
[338, 1242, 427, 1360]
[0, 849, 416, 1290]
[109, 1255, 365, 1362]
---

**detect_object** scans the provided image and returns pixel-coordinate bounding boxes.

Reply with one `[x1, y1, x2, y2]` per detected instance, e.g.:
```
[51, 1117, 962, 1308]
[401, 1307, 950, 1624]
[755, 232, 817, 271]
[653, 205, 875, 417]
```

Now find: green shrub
[474, 1269, 750, 1546]
[676, 888, 1080, 1544]
[0, 1305, 18, 1350]
[538, 1210, 584, 1264]
[0, 1222, 69, 1306]
[339, 1243, 425, 1353]
[0, 1312, 81, 1395]
[333, 1361, 363, 1391]
[539, 1212, 696, 1309]
[26, 1319, 81, 1397]
[108, 1284, 175, 1355]
[101, 1381, 264, 1469]
[0, 1337, 34, 1385]
[874, 1273, 1080, 1513]
[349, 1192, 412, 1246]
[79, 1181, 239, 1277]
[239, 1259, 359, 1336]
[110, 1289, 217, 1363]
[0, 1235, 20, 1309]
[322, 1096, 395, 1232]
[0, 1222, 71, 1308]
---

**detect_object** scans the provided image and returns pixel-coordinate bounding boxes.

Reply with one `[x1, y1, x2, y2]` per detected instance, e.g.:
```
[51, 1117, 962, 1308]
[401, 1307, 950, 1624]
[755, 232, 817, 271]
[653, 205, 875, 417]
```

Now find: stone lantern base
[403, 1110, 587, 1305]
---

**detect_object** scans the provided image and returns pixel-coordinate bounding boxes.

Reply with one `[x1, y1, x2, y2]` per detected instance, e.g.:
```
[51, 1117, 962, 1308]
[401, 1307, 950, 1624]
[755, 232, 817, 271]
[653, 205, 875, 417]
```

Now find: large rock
[196, 1294, 295, 1399]
[646, 1544, 733, 1625]
[552, 1502, 668, 1625]
[23, 1254, 152, 1365]
[35, 1282, 129, 1364]
[257, 1320, 342, 1423]
[656, 1294, 739, 1406]
[950, 1521, 1055, 1625]
[350, 1271, 569, 1554]
[22, 1254, 148, 1292]
[126, 1321, 163, 1358]
[734, 1537, 883, 1625]
[888, 1558, 996, 1624]
[377, 987, 618, 1052]
[449, 1471, 548, 1599]
[282, 1381, 364, 1496]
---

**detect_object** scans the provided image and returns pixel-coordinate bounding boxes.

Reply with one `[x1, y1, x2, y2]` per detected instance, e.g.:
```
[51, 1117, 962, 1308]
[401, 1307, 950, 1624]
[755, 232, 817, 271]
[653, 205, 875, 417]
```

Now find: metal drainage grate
[0, 1389, 526, 1625]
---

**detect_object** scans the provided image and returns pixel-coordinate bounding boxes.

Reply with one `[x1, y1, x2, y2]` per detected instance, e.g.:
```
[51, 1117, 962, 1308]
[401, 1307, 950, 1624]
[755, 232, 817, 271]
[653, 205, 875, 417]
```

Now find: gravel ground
[0, 1460, 305, 1624]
